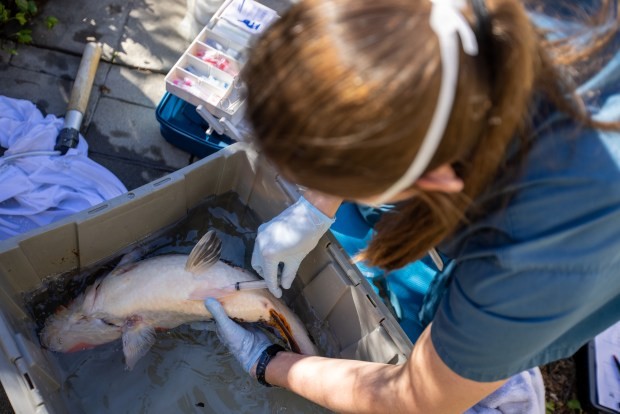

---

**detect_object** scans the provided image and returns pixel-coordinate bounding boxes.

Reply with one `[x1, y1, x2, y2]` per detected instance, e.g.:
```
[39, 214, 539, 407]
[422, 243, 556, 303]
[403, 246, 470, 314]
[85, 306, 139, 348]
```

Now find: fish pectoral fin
[121, 316, 156, 370]
[185, 230, 222, 274]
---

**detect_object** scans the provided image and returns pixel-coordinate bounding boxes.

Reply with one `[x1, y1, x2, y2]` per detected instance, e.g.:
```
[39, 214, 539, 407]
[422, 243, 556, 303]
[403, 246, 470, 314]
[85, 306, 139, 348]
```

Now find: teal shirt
[430, 27, 620, 381]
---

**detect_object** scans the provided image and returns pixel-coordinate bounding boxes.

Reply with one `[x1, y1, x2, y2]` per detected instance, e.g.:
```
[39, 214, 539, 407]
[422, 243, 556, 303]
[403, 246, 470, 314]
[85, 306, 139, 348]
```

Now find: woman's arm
[266, 324, 506, 414]
[302, 189, 343, 218]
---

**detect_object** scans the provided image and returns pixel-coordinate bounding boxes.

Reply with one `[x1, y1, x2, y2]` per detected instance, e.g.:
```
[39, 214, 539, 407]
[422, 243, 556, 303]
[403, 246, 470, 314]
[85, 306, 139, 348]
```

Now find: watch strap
[255, 344, 286, 387]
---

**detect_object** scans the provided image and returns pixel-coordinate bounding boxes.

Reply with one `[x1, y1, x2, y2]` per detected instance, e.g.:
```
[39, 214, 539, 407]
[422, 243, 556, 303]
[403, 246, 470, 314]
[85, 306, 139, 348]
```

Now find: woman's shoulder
[447, 120, 620, 273]
[490, 117, 620, 269]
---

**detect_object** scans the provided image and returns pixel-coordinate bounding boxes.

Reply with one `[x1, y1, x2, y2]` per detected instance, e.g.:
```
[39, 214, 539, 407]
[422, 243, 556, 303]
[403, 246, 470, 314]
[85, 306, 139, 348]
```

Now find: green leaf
[0, 9, 9, 23]
[567, 399, 582, 411]
[27, 0, 37, 14]
[15, 12, 27, 25]
[15, 29, 32, 44]
[15, 0, 29, 12]
[45, 16, 58, 29]
[545, 401, 555, 414]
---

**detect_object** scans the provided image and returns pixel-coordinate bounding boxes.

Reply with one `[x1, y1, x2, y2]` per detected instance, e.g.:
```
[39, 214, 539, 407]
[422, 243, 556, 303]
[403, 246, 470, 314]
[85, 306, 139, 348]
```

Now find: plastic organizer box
[165, 0, 279, 127]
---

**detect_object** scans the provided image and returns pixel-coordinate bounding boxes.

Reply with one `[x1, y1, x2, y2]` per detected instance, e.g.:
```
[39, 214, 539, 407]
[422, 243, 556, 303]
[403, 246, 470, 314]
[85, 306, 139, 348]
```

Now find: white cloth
[0, 96, 127, 240]
[466, 368, 546, 414]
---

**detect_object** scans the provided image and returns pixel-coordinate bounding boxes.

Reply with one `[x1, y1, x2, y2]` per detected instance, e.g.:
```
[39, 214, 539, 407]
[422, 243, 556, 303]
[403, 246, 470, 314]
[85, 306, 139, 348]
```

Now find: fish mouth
[267, 309, 301, 354]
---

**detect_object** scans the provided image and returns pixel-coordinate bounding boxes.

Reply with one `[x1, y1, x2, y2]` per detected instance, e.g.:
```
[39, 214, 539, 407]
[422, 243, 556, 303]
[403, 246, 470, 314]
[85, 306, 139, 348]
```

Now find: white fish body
[41, 231, 318, 369]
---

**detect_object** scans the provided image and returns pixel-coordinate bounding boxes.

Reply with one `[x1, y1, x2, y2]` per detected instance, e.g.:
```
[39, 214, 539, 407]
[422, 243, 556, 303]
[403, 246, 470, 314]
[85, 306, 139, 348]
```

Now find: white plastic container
[166, 0, 279, 126]
[0, 143, 412, 413]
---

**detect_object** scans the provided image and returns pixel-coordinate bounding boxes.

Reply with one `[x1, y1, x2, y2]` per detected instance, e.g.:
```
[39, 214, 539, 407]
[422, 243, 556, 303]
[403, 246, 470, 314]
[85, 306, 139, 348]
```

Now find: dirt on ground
[542, 356, 593, 414]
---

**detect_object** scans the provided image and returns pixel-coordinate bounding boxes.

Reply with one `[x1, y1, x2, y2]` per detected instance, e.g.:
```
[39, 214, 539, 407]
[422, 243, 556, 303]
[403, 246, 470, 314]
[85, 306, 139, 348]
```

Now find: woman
[205, 0, 620, 412]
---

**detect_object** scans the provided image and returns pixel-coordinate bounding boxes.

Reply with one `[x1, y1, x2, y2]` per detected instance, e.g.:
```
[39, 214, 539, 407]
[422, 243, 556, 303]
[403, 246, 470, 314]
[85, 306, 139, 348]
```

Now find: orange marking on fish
[269, 309, 300, 354]
[54, 305, 68, 315]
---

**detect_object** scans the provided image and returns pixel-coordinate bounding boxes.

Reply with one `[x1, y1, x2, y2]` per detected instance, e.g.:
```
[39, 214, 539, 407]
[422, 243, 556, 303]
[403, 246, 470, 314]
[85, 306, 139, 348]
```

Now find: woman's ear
[415, 164, 464, 193]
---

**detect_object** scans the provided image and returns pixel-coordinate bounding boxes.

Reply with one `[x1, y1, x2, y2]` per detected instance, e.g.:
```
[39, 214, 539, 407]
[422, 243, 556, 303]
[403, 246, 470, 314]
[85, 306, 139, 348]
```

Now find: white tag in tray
[220, 0, 278, 36]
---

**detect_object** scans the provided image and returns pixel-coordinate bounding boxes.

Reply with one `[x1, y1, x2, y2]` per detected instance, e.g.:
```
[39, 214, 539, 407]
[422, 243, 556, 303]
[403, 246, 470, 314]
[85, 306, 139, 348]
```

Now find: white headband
[371, 0, 478, 205]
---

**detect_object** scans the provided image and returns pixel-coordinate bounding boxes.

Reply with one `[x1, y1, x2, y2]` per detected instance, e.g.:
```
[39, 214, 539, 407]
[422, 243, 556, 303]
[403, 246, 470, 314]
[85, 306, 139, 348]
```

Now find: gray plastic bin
[0, 143, 412, 413]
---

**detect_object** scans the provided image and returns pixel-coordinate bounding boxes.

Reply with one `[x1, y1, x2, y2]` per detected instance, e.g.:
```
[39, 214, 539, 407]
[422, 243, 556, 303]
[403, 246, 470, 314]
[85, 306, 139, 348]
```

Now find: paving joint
[88, 151, 180, 172]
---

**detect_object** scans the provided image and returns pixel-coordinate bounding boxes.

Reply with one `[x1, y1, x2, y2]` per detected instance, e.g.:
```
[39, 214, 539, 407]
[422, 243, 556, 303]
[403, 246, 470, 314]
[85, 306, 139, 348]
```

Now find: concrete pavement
[2, 0, 195, 191]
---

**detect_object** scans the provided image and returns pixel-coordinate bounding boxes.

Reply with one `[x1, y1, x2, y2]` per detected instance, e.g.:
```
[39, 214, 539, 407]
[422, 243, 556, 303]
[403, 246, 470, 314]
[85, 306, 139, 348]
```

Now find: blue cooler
[155, 92, 234, 158]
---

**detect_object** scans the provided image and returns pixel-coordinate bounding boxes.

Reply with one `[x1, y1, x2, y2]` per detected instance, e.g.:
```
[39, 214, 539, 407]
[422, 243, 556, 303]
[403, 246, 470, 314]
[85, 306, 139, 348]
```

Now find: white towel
[466, 368, 546, 414]
[0, 96, 127, 240]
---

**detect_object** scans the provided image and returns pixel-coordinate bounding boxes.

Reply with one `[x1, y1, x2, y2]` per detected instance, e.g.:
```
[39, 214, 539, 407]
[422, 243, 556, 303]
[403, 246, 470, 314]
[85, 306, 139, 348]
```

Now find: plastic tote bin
[155, 92, 234, 158]
[0, 143, 412, 414]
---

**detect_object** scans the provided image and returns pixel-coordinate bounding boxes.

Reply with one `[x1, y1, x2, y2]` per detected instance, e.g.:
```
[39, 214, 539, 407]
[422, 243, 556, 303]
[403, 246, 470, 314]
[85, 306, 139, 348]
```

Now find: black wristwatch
[255, 344, 286, 387]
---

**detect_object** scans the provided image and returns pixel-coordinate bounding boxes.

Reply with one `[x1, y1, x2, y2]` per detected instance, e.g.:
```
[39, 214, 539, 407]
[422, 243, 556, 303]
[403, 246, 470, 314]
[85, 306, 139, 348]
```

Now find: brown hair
[243, 0, 620, 270]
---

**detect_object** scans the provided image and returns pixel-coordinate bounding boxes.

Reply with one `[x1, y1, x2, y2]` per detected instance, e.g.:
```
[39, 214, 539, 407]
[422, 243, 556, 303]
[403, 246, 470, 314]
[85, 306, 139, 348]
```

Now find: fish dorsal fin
[185, 230, 222, 274]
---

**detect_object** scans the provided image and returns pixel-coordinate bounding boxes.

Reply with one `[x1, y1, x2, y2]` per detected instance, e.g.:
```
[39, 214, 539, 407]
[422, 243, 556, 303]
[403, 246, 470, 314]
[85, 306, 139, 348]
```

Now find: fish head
[40, 286, 121, 353]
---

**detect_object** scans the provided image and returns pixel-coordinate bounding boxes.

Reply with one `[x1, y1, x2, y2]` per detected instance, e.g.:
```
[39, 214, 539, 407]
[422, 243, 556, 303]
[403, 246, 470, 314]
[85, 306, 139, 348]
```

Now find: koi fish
[40, 231, 318, 369]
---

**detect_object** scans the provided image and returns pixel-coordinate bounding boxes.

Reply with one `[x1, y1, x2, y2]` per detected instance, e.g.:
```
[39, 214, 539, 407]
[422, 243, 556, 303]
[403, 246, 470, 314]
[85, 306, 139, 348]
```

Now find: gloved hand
[205, 298, 272, 374]
[252, 196, 335, 297]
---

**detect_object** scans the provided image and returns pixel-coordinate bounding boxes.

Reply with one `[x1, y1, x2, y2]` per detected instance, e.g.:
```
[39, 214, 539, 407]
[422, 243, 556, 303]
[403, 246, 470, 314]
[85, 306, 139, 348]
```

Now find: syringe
[188, 280, 269, 299]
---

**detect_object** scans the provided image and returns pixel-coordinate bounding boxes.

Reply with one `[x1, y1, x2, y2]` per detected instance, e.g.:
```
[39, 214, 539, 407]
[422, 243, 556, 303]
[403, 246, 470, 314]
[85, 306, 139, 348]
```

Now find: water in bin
[27, 192, 335, 414]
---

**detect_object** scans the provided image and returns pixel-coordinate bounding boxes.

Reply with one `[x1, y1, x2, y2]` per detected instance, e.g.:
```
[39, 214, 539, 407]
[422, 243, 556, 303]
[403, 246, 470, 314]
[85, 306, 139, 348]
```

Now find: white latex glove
[205, 298, 272, 374]
[252, 196, 335, 298]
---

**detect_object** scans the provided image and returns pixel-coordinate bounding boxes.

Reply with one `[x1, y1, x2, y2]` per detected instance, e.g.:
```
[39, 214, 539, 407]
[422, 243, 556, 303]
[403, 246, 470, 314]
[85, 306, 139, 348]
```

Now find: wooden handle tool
[55, 42, 102, 155]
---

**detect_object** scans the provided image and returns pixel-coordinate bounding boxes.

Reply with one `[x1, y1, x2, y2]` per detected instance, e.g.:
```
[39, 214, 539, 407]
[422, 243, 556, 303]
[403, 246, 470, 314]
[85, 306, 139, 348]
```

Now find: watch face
[267, 344, 285, 355]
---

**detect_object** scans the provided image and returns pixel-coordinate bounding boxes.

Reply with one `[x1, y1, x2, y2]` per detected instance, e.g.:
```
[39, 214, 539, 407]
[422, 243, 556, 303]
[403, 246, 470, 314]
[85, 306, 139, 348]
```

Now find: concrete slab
[30, 0, 131, 61]
[10, 45, 110, 86]
[0, 44, 14, 66]
[259, 0, 295, 14]
[115, 0, 189, 72]
[0, 66, 101, 127]
[104, 65, 166, 108]
[6, 46, 106, 128]
[86, 96, 191, 170]
[89, 152, 177, 190]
